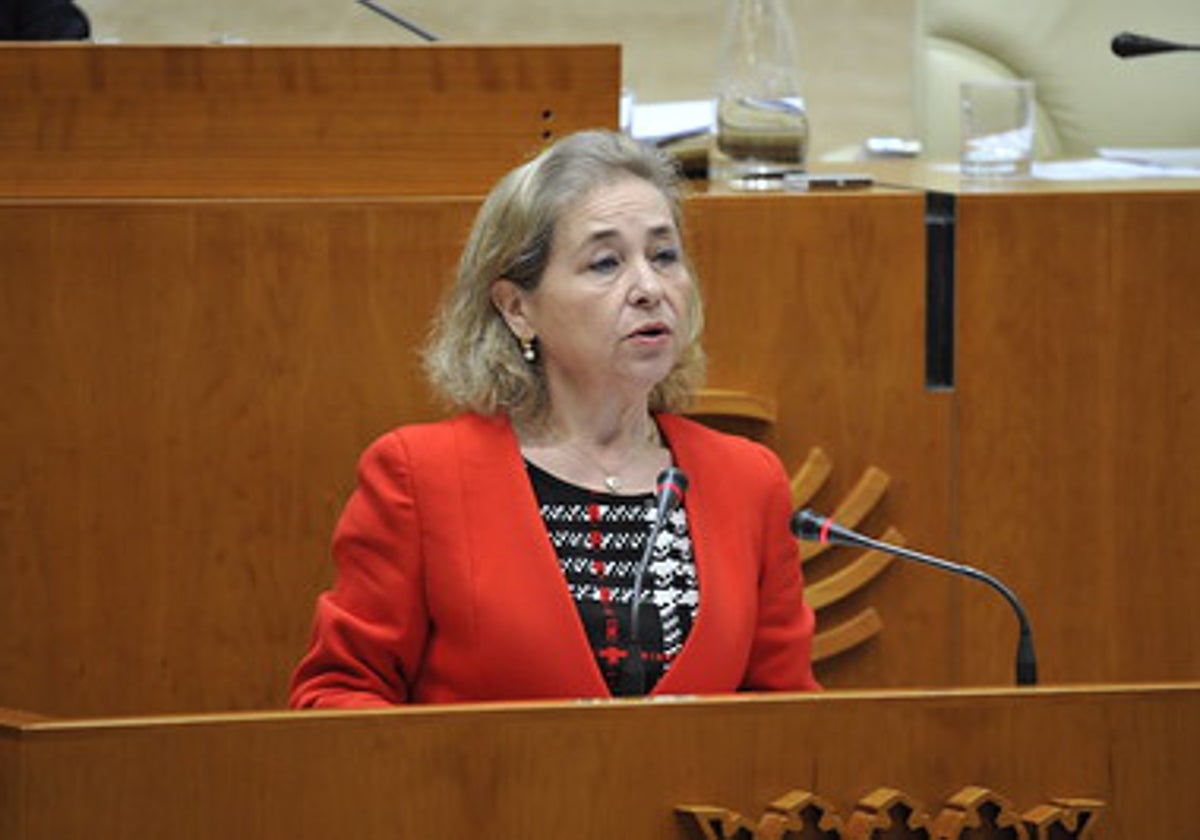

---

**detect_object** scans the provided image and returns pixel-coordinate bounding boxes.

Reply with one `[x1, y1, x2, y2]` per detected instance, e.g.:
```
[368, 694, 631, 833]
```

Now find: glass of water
[960, 79, 1035, 178]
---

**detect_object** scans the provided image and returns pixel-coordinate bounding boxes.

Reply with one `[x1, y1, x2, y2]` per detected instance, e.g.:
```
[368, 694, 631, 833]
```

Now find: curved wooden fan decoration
[791, 446, 902, 663]
[687, 387, 902, 664]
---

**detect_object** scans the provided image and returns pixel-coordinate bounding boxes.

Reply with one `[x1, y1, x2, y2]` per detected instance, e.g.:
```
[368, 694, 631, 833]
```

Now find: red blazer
[289, 412, 819, 707]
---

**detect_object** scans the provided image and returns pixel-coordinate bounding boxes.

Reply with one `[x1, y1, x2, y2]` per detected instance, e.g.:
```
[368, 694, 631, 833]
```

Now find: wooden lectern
[3, 684, 1197, 838]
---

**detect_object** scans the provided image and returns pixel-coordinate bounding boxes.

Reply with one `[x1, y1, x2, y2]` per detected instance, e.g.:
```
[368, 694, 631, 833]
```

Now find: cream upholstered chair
[914, 0, 1200, 160]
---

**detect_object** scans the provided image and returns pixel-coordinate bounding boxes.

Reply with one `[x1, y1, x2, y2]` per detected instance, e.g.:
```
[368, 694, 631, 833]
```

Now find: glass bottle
[709, 0, 809, 191]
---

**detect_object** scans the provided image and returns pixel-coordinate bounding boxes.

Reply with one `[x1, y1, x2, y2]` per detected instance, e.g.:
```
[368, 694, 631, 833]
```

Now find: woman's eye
[589, 254, 621, 274]
[652, 247, 680, 267]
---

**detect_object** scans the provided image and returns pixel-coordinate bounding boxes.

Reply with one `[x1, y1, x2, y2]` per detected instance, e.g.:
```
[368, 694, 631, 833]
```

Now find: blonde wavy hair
[422, 129, 706, 426]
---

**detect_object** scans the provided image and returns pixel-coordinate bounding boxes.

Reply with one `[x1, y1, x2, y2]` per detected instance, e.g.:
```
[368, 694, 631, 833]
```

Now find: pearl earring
[521, 336, 537, 364]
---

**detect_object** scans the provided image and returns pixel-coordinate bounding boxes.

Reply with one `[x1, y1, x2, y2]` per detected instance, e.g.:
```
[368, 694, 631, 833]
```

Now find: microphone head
[655, 467, 688, 510]
[790, 508, 825, 541]
[1111, 31, 1179, 58]
[1112, 32, 1141, 57]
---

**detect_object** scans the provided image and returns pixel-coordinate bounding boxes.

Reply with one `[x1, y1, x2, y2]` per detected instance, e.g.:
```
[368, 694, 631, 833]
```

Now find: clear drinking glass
[960, 79, 1035, 178]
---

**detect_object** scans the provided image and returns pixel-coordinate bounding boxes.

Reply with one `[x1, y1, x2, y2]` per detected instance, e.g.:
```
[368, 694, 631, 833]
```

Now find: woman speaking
[289, 130, 819, 707]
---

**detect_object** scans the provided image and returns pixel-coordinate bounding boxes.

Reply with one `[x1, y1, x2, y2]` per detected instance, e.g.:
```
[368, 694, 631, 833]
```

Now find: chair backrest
[914, 0, 1200, 159]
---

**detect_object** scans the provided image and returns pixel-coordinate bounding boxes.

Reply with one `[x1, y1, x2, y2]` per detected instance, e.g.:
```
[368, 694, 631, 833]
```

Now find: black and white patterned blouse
[526, 461, 699, 696]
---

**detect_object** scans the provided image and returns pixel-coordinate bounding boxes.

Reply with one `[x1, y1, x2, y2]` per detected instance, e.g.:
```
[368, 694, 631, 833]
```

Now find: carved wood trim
[810, 608, 883, 662]
[1022, 798, 1105, 839]
[804, 534, 897, 610]
[690, 388, 779, 425]
[761, 789, 844, 839]
[843, 787, 933, 839]
[785, 446, 899, 662]
[677, 788, 1105, 840]
[797, 462, 892, 563]
[790, 446, 834, 516]
[674, 431, 902, 664]
[930, 786, 1024, 838]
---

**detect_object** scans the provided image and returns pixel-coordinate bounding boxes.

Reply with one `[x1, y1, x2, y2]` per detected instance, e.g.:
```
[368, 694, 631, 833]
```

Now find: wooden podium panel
[0, 44, 619, 197]
[3, 153, 1198, 718]
[0, 189, 954, 716]
[951, 187, 1200, 686]
[2, 684, 1197, 839]
[687, 191, 957, 685]
[0, 197, 472, 716]
[842, 163, 1200, 688]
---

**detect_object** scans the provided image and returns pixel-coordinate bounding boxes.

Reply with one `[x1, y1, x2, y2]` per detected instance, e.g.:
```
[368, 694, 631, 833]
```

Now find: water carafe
[709, 0, 809, 191]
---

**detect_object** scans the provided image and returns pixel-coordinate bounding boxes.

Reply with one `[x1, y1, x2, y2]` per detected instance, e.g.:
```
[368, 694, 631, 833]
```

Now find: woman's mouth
[628, 322, 672, 341]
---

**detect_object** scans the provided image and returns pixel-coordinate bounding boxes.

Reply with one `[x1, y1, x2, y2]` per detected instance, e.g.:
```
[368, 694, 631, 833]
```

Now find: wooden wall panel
[0, 199, 472, 715]
[0, 191, 947, 717]
[0, 45, 618, 198]
[687, 192, 957, 689]
[6, 182, 1196, 717]
[956, 191, 1200, 685]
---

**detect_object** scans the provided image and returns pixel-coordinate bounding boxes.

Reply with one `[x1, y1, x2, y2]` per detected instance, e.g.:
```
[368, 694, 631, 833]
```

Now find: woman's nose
[627, 256, 665, 305]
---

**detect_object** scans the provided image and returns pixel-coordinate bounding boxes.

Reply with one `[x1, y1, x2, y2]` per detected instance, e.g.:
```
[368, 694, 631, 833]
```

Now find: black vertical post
[925, 191, 957, 390]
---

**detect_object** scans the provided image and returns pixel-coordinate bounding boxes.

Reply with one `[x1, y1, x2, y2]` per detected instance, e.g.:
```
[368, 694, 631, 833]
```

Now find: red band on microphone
[818, 517, 832, 544]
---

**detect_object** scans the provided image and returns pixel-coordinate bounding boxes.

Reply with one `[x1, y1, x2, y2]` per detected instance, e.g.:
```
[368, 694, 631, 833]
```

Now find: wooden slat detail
[678, 789, 844, 839]
[688, 388, 777, 424]
[1022, 798, 1106, 840]
[803, 531, 899, 610]
[831, 465, 891, 527]
[844, 787, 933, 839]
[811, 608, 884, 663]
[674, 805, 757, 840]
[790, 446, 832, 511]
[678, 787, 1106, 840]
[930, 786, 1024, 838]
[798, 464, 892, 563]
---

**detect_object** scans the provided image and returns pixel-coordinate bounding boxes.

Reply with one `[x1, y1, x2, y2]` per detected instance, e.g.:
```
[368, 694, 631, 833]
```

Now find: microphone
[1112, 31, 1200, 58]
[625, 467, 689, 695]
[792, 509, 1038, 687]
[355, 0, 440, 42]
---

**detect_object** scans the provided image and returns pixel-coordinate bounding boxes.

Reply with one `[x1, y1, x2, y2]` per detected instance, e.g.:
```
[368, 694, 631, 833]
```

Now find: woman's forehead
[556, 177, 677, 236]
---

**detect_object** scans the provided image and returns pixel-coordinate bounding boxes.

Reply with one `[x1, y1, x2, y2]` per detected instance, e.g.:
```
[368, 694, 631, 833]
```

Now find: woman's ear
[490, 279, 532, 339]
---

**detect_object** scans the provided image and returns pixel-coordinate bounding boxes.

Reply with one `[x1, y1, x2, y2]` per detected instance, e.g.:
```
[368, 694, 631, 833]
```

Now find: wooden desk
[2, 684, 1196, 839]
[0, 44, 619, 197]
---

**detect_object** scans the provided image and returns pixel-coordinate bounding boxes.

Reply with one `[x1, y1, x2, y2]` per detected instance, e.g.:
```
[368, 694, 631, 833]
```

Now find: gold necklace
[558, 421, 661, 494]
